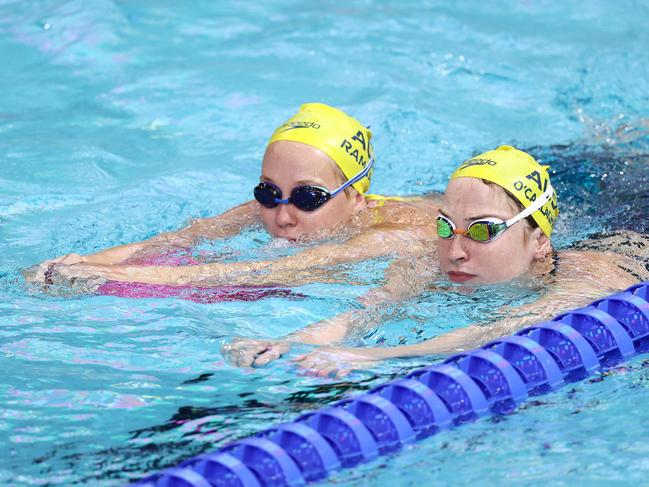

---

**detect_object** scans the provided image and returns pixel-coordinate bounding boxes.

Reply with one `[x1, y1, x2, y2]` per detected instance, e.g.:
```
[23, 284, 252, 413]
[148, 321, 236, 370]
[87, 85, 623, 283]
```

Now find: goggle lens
[254, 183, 281, 208]
[290, 186, 330, 211]
[468, 222, 491, 241]
[254, 183, 331, 212]
[436, 217, 454, 238]
[436, 216, 506, 243]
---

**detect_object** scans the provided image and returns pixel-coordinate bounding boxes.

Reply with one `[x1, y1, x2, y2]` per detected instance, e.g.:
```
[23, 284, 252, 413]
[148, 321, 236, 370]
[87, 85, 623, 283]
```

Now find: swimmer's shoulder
[366, 192, 442, 226]
[366, 191, 443, 206]
[567, 230, 649, 281]
[556, 245, 648, 291]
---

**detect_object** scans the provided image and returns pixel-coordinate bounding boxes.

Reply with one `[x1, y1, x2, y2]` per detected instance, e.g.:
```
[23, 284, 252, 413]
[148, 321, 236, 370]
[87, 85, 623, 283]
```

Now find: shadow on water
[41, 371, 409, 485]
[528, 139, 649, 239]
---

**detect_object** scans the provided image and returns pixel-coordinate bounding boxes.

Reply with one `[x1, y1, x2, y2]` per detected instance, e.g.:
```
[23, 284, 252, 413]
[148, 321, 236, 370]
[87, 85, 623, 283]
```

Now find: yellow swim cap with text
[268, 103, 374, 194]
[450, 145, 559, 237]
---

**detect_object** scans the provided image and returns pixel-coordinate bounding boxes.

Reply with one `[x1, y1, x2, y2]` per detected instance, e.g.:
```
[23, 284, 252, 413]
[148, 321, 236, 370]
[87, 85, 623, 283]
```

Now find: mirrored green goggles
[436, 215, 508, 243]
[436, 183, 555, 243]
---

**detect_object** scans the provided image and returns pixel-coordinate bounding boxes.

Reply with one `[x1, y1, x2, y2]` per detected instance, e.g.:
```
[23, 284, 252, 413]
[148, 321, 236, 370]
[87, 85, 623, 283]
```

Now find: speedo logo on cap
[278, 120, 321, 132]
[458, 158, 497, 171]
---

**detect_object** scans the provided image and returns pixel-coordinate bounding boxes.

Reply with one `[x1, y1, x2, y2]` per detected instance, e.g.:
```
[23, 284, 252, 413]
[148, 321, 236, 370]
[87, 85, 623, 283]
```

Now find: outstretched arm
[295, 249, 646, 375]
[26, 201, 260, 283]
[223, 254, 438, 367]
[48, 224, 437, 288]
[83, 200, 260, 264]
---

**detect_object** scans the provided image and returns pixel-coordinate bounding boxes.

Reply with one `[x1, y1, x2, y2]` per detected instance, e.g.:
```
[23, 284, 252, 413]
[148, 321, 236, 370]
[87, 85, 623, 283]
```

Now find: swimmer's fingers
[231, 344, 261, 367]
[252, 343, 290, 367]
[22, 259, 58, 284]
[293, 352, 347, 378]
[22, 253, 88, 286]
[294, 348, 377, 378]
[222, 338, 274, 367]
[21, 264, 45, 284]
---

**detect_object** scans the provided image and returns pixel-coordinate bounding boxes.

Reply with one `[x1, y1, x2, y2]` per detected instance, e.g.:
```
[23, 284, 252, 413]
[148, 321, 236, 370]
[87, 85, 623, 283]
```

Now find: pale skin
[224, 178, 649, 377]
[25, 140, 442, 290]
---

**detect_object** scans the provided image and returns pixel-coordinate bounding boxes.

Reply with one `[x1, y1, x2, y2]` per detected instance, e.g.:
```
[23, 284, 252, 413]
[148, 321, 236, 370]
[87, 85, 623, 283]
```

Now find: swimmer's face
[258, 141, 366, 240]
[437, 177, 550, 285]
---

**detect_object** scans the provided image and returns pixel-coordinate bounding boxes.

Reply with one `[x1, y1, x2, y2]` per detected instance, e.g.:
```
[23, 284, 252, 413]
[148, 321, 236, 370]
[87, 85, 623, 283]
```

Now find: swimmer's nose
[274, 203, 297, 228]
[447, 234, 469, 262]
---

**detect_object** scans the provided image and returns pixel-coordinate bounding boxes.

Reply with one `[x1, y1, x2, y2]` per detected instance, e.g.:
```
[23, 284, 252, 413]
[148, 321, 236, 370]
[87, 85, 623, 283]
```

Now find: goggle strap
[329, 156, 375, 198]
[504, 183, 554, 228]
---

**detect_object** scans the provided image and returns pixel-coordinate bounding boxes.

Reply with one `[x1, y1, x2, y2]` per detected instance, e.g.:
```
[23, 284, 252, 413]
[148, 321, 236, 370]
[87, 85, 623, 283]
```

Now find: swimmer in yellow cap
[27, 103, 441, 289]
[225, 146, 648, 374]
[437, 144, 557, 284]
[254, 102, 376, 240]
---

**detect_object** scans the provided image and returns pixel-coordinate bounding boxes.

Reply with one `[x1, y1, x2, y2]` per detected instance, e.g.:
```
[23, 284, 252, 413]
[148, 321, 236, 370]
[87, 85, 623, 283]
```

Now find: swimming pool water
[1, 0, 648, 485]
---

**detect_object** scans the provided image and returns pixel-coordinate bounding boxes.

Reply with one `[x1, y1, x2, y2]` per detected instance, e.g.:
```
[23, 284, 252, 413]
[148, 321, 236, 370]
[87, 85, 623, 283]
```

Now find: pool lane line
[128, 281, 649, 487]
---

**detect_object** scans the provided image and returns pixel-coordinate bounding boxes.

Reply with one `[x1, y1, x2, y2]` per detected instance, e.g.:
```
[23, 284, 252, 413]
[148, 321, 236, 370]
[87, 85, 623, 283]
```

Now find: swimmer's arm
[172, 200, 261, 243]
[295, 252, 645, 371]
[156, 224, 435, 286]
[201, 223, 433, 281]
[48, 224, 435, 287]
[55, 201, 260, 266]
[331, 278, 613, 361]
[286, 256, 436, 344]
[25, 201, 260, 285]
[223, 256, 435, 367]
[295, 311, 543, 365]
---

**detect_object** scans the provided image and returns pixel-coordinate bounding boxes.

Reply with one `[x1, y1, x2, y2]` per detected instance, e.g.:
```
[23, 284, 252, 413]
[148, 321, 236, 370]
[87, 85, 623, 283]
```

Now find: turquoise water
[1, 0, 649, 485]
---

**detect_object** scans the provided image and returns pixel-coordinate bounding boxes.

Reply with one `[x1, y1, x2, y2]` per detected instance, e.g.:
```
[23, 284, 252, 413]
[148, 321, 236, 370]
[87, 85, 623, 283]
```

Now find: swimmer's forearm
[82, 242, 148, 265]
[181, 201, 261, 240]
[350, 325, 484, 360]
[159, 226, 431, 286]
[279, 260, 429, 347]
[285, 310, 368, 345]
[216, 226, 426, 277]
[81, 233, 188, 265]
[80, 202, 260, 266]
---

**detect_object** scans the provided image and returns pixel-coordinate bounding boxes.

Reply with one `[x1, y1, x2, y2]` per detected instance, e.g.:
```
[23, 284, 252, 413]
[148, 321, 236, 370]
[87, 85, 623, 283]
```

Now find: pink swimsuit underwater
[97, 252, 303, 303]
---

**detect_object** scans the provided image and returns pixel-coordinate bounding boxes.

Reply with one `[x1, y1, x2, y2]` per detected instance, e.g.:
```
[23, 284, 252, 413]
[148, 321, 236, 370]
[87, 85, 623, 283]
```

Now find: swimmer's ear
[353, 190, 367, 211]
[531, 229, 552, 261]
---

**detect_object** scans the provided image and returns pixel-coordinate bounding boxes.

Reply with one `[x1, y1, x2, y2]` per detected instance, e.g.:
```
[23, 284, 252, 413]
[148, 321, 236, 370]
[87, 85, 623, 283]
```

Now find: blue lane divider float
[130, 282, 649, 487]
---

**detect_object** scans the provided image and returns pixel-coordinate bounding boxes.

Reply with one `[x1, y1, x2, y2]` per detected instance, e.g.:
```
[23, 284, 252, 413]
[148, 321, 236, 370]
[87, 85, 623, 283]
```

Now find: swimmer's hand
[50, 263, 177, 285]
[222, 338, 290, 367]
[292, 346, 385, 378]
[23, 261, 106, 296]
[22, 253, 86, 284]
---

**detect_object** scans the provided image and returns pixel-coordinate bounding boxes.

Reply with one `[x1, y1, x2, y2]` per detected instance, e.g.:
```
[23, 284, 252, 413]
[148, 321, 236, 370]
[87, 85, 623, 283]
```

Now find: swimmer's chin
[270, 233, 300, 242]
[271, 229, 337, 243]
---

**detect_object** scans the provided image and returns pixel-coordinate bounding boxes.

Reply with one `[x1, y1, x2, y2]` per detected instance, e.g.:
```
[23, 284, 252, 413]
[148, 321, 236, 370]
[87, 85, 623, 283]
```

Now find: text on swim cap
[513, 170, 558, 226]
[339, 130, 372, 167]
[539, 196, 558, 226]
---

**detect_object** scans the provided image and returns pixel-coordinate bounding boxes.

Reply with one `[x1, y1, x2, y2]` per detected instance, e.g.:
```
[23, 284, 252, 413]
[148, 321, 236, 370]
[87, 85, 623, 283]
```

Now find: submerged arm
[314, 249, 645, 364]
[52, 224, 436, 287]
[83, 200, 261, 264]
[25, 201, 260, 284]
[223, 255, 438, 367]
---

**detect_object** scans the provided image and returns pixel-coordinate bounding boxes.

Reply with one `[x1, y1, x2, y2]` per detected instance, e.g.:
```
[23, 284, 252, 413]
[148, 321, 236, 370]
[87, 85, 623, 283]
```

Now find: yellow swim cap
[450, 145, 559, 237]
[267, 103, 374, 194]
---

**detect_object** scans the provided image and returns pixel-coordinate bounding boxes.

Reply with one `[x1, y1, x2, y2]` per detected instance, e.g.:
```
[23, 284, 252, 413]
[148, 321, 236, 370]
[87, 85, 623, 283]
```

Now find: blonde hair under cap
[267, 103, 374, 194]
[450, 145, 559, 237]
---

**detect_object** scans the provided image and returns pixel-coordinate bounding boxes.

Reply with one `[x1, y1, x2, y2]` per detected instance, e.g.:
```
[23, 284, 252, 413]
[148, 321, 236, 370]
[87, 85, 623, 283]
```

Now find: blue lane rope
[129, 282, 649, 486]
